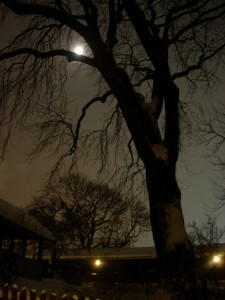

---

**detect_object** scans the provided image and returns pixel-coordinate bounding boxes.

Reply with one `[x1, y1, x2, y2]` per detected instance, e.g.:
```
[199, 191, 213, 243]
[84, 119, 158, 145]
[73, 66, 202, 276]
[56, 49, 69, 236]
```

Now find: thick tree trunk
[146, 163, 197, 299]
[91, 40, 197, 299]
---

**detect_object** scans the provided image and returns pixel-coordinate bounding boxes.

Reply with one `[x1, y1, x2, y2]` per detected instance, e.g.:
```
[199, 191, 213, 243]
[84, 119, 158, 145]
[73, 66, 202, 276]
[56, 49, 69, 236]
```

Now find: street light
[90, 259, 103, 279]
[94, 259, 102, 267]
[212, 254, 222, 286]
[212, 255, 221, 265]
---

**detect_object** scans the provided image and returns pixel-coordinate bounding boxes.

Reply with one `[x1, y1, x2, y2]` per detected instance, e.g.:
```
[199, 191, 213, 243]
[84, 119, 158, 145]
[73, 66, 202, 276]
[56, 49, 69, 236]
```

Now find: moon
[74, 45, 84, 55]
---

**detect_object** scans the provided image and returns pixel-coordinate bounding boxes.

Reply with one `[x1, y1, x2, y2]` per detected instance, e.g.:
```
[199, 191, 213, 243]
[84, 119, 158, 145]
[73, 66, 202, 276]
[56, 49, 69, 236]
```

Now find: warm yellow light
[212, 255, 221, 264]
[94, 259, 102, 267]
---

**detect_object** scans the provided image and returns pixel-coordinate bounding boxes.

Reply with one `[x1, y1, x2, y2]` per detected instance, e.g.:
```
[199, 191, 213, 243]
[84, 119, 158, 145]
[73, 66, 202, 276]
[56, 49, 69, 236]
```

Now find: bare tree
[196, 101, 225, 208]
[27, 173, 150, 256]
[188, 214, 225, 258]
[0, 1, 225, 298]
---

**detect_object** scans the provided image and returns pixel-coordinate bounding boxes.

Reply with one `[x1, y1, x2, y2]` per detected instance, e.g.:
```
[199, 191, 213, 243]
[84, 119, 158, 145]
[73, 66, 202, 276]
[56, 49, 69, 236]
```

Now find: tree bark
[146, 164, 197, 299]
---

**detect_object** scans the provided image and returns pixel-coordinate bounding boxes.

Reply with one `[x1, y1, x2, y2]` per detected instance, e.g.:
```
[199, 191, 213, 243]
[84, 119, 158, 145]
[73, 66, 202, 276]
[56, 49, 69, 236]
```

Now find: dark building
[0, 198, 55, 282]
[55, 247, 160, 284]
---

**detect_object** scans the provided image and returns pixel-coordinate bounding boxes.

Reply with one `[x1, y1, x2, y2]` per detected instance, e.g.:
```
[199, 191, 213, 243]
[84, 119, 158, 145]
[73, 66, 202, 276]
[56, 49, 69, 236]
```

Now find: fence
[0, 284, 101, 300]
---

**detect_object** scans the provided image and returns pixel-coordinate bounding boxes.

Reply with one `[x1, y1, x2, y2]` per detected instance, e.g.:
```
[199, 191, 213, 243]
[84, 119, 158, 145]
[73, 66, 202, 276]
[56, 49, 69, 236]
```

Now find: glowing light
[74, 45, 84, 55]
[94, 259, 102, 267]
[212, 255, 221, 264]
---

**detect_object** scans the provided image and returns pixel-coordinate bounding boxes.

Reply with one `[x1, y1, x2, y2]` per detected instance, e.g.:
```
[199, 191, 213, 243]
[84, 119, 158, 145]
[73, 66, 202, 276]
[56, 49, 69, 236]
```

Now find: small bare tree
[188, 214, 225, 258]
[27, 172, 150, 256]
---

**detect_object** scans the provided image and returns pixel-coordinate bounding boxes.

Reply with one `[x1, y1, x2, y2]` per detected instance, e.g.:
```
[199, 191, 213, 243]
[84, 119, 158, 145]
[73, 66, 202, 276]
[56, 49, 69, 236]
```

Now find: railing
[0, 284, 101, 300]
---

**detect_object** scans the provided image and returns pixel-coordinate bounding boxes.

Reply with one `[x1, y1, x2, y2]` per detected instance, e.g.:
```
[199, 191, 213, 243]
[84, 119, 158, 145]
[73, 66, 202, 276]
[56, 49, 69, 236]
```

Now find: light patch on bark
[150, 99, 157, 110]
[152, 144, 168, 161]
[165, 204, 189, 250]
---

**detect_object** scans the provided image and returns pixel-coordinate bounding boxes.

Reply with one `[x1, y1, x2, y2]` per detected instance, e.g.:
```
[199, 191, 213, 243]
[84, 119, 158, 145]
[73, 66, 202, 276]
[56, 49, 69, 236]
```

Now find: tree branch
[163, 0, 205, 40]
[172, 42, 225, 79]
[70, 90, 113, 155]
[106, 0, 121, 50]
[168, 2, 225, 46]
[0, 47, 96, 67]
[0, 0, 87, 35]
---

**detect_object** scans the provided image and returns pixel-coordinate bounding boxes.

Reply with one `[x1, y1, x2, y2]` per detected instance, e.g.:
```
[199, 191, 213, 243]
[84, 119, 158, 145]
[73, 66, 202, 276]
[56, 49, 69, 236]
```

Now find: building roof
[0, 198, 55, 241]
[61, 247, 157, 260]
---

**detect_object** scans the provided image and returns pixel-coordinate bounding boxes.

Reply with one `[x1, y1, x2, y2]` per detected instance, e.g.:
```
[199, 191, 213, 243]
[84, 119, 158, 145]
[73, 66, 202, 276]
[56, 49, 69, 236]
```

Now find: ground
[2, 277, 225, 299]
[11, 277, 159, 299]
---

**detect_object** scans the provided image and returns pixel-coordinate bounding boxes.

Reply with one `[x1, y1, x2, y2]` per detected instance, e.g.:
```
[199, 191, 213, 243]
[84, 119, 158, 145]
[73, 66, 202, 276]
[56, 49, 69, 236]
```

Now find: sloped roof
[0, 198, 55, 241]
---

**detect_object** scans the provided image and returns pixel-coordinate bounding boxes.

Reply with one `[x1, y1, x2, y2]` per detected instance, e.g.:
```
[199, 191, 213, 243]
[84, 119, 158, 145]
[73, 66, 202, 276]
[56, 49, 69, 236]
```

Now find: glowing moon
[74, 45, 84, 55]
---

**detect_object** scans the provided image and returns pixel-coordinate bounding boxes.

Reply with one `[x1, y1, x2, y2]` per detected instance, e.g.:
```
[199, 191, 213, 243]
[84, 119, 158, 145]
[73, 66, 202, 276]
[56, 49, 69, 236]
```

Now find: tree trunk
[146, 163, 197, 299]
[92, 42, 197, 299]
